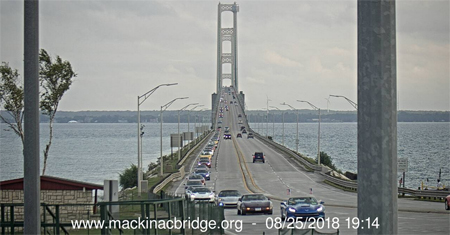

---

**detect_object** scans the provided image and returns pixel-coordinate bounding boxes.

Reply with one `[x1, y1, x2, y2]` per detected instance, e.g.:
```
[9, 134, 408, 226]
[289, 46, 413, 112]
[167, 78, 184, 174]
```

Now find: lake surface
[1, 122, 449, 190]
[250, 122, 449, 189]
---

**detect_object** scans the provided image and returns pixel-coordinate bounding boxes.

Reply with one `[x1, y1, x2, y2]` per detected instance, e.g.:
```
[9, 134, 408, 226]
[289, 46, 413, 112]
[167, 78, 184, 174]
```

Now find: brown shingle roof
[0, 175, 103, 190]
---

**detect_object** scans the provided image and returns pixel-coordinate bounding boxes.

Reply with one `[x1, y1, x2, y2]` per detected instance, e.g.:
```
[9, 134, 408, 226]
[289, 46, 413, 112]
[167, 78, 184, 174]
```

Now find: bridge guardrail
[251, 131, 322, 172]
[321, 172, 449, 198]
[320, 172, 357, 191]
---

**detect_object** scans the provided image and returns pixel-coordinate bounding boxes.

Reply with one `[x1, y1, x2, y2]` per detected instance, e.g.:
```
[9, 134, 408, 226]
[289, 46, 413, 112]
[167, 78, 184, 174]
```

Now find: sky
[1, 0, 449, 112]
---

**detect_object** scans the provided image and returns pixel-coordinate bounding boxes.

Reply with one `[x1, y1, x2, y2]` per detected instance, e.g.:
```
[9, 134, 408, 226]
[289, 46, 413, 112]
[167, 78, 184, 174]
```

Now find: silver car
[216, 190, 241, 207]
[188, 187, 215, 202]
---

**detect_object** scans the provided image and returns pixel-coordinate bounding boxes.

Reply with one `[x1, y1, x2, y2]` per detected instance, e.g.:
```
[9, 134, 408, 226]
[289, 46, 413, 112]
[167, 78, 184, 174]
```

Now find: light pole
[188, 105, 203, 148]
[137, 83, 177, 195]
[178, 103, 197, 161]
[261, 108, 268, 137]
[270, 106, 283, 145]
[267, 96, 271, 137]
[329, 95, 358, 109]
[297, 100, 321, 165]
[196, 108, 206, 139]
[281, 102, 299, 153]
[160, 97, 188, 176]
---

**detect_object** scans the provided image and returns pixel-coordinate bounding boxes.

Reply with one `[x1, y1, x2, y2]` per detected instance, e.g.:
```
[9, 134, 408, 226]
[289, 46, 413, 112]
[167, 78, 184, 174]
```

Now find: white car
[188, 187, 215, 202]
[216, 190, 241, 207]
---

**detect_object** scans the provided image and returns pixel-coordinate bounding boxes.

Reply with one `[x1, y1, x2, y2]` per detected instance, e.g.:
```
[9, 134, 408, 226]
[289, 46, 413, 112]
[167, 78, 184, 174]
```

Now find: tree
[39, 49, 77, 175]
[317, 151, 336, 170]
[0, 62, 24, 144]
[0, 49, 76, 176]
[119, 164, 139, 189]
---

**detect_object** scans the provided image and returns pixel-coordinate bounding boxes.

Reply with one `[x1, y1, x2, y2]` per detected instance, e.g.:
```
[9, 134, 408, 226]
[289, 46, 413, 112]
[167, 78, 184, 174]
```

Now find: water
[0, 122, 205, 185]
[1, 122, 449, 190]
[250, 122, 450, 189]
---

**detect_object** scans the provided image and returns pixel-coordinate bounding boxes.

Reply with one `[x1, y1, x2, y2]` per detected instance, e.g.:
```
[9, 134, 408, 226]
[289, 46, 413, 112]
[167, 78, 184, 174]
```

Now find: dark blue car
[280, 197, 325, 220]
[195, 169, 211, 180]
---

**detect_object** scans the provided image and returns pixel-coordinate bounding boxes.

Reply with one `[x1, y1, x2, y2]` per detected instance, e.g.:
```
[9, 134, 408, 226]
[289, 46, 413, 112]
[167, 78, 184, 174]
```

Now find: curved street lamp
[329, 95, 358, 109]
[177, 103, 198, 160]
[281, 102, 299, 153]
[137, 83, 177, 195]
[160, 97, 188, 176]
[297, 100, 321, 166]
[270, 106, 284, 146]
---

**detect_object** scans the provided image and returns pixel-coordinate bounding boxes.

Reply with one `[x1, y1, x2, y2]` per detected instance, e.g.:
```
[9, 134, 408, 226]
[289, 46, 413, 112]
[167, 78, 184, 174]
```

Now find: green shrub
[119, 164, 140, 189]
[317, 151, 339, 172]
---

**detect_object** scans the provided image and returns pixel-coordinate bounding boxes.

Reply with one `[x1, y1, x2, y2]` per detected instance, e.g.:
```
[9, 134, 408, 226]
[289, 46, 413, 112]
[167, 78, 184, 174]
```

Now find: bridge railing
[152, 130, 214, 194]
[251, 131, 322, 172]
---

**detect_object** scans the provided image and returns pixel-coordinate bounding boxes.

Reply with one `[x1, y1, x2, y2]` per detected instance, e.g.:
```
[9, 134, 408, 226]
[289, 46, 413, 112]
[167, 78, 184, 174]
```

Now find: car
[184, 179, 205, 190]
[194, 164, 208, 171]
[253, 152, 265, 163]
[186, 173, 206, 185]
[445, 195, 450, 210]
[247, 133, 254, 139]
[224, 134, 231, 140]
[202, 148, 214, 155]
[188, 187, 215, 202]
[195, 169, 211, 180]
[240, 126, 246, 131]
[198, 158, 211, 168]
[225, 126, 229, 131]
[237, 194, 273, 215]
[207, 143, 216, 150]
[238, 114, 242, 118]
[280, 197, 325, 220]
[216, 190, 241, 207]
[237, 133, 242, 138]
[242, 129, 247, 134]
[218, 120, 222, 124]
[200, 155, 212, 161]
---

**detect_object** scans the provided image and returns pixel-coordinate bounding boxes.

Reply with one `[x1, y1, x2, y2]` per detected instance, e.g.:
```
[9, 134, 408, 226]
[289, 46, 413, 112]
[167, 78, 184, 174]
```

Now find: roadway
[168, 89, 450, 235]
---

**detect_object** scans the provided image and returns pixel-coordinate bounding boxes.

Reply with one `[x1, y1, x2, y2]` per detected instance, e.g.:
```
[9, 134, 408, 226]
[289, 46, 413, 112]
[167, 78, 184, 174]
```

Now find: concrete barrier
[152, 131, 214, 194]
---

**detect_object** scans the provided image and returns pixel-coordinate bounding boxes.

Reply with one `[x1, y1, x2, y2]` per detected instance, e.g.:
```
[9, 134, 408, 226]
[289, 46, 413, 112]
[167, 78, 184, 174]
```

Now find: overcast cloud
[1, 0, 448, 111]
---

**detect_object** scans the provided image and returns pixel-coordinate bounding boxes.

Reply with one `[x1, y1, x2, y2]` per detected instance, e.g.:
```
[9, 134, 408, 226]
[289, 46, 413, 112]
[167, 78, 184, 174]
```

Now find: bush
[119, 164, 140, 189]
[317, 151, 339, 172]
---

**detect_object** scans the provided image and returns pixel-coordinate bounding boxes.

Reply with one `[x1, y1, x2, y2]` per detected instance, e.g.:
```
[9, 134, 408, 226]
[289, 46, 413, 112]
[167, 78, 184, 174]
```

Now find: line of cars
[184, 134, 220, 202]
[214, 190, 326, 221]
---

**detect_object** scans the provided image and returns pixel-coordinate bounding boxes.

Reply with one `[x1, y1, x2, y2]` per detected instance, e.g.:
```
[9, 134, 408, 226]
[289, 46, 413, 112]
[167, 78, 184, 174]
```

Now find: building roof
[0, 175, 103, 190]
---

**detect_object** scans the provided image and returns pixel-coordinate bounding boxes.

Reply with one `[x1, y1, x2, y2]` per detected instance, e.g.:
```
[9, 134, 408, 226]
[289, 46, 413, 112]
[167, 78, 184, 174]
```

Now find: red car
[445, 195, 450, 210]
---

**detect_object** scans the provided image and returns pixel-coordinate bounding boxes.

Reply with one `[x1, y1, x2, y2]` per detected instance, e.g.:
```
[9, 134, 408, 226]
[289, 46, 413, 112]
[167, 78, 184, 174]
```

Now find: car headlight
[288, 207, 296, 213]
[317, 206, 323, 212]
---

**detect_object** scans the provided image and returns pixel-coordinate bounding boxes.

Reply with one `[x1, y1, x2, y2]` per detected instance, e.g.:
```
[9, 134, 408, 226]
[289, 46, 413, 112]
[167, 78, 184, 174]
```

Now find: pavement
[166, 90, 450, 235]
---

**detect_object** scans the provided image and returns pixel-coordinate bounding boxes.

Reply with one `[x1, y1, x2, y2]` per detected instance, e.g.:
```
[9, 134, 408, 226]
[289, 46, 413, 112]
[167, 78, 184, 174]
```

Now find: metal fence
[1, 194, 225, 235]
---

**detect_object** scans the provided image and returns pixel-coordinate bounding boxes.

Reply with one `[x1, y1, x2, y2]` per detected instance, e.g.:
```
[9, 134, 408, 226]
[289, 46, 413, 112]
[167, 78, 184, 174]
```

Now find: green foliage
[120, 164, 139, 189]
[0, 50, 77, 175]
[39, 49, 77, 175]
[39, 49, 77, 117]
[317, 151, 339, 172]
[0, 62, 24, 143]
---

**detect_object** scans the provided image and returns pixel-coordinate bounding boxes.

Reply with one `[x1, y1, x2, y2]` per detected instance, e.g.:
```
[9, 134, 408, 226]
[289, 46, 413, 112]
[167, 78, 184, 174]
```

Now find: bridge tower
[212, 2, 243, 127]
[216, 2, 239, 93]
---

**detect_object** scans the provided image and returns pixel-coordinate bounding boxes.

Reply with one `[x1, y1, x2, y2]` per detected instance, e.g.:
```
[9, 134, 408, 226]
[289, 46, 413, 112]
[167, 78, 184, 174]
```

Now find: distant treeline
[0, 110, 448, 123]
